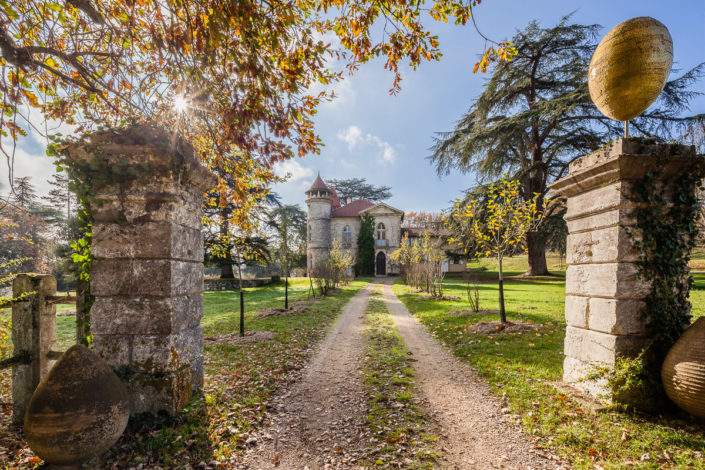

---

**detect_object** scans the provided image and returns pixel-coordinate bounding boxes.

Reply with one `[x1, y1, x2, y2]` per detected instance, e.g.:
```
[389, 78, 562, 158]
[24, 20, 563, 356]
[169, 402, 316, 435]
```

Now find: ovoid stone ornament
[588, 17, 673, 122]
[24, 344, 130, 468]
[662, 318, 705, 419]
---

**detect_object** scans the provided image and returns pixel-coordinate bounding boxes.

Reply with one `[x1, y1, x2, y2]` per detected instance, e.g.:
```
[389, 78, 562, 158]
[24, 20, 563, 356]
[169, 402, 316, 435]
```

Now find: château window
[342, 225, 352, 245]
[308, 224, 311, 241]
[376, 222, 386, 240]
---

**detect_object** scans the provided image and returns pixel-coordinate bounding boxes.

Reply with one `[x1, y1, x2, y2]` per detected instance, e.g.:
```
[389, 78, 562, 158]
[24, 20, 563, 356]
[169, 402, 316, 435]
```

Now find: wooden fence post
[11, 274, 57, 424]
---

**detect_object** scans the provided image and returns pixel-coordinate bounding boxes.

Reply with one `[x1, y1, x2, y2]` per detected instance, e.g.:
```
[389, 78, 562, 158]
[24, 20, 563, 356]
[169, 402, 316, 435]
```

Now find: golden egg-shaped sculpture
[24, 344, 130, 468]
[588, 16, 673, 122]
[662, 317, 705, 418]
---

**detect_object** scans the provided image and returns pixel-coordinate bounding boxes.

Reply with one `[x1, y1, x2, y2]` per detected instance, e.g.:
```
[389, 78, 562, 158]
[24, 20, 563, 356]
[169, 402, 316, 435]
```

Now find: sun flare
[174, 95, 188, 113]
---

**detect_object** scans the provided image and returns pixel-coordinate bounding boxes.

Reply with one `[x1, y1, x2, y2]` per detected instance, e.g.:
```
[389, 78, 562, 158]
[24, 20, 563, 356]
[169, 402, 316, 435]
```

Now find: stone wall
[204, 277, 275, 291]
[67, 125, 216, 416]
[330, 217, 360, 263]
[550, 138, 700, 397]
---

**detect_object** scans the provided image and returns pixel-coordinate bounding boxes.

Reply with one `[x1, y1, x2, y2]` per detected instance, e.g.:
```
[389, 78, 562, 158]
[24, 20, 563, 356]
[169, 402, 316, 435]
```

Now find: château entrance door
[376, 252, 386, 276]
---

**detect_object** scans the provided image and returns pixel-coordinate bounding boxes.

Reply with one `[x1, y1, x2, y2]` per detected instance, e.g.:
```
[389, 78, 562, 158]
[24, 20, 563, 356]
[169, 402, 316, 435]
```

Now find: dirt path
[380, 281, 566, 470]
[237, 281, 377, 470]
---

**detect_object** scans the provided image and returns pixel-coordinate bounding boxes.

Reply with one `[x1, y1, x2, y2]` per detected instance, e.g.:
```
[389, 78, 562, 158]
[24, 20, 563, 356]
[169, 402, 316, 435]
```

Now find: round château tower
[306, 173, 332, 276]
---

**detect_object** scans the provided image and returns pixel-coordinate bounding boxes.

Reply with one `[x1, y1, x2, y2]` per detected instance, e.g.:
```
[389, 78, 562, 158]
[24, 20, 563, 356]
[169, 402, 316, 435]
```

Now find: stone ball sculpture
[24, 344, 130, 467]
[588, 16, 673, 122]
[662, 317, 705, 419]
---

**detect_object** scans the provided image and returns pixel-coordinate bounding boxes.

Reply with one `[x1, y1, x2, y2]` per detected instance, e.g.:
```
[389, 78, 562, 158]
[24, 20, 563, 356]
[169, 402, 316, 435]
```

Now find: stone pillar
[12, 274, 57, 423]
[67, 125, 216, 416]
[549, 138, 700, 397]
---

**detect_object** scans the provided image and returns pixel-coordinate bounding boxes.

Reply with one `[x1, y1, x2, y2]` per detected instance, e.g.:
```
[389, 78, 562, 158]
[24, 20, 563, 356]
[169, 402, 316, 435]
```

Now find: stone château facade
[306, 174, 404, 276]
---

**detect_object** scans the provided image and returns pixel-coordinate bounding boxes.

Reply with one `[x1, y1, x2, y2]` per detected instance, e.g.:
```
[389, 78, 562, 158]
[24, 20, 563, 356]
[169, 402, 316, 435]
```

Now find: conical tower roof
[307, 173, 330, 192]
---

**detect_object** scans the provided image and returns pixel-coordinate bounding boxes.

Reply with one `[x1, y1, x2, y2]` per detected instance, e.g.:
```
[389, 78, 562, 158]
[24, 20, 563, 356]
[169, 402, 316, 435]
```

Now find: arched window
[342, 225, 352, 244]
[376, 222, 386, 240]
[308, 224, 312, 241]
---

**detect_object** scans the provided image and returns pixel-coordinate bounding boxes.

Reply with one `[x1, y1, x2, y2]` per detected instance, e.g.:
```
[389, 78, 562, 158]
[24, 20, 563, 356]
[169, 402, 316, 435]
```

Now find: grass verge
[0, 278, 369, 469]
[394, 278, 705, 470]
[362, 287, 438, 469]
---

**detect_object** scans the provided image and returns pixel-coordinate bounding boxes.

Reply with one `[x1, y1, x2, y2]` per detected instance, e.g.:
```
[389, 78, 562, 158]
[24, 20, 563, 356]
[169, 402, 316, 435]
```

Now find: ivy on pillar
[65, 124, 217, 416]
[550, 138, 703, 403]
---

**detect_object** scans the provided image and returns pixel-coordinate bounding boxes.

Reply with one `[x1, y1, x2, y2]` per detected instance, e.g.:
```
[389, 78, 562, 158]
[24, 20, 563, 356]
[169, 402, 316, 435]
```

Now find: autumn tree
[2, 0, 516, 228]
[402, 211, 444, 229]
[449, 178, 544, 323]
[431, 16, 705, 276]
[328, 178, 392, 204]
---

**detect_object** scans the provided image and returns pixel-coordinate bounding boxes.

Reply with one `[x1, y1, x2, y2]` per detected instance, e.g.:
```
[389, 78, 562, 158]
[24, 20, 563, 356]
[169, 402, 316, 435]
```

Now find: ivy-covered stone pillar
[549, 138, 701, 399]
[66, 124, 216, 415]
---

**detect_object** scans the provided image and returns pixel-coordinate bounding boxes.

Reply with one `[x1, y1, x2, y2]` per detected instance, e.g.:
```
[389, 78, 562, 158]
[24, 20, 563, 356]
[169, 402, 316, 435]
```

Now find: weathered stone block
[131, 327, 203, 374]
[91, 191, 203, 231]
[93, 326, 203, 376]
[190, 355, 204, 391]
[588, 298, 646, 335]
[91, 295, 203, 335]
[564, 326, 648, 365]
[566, 225, 639, 265]
[91, 259, 203, 296]
[564, 295, 588, 328]
[565, 207, 637, 234]
[92, 222, 203, 262]
[92, 335, 132, 370]
[566, 263, 649, 299]
[128, 367, 194, 415]
[563, 356, 609, 397]
[565, 181, 627, 220]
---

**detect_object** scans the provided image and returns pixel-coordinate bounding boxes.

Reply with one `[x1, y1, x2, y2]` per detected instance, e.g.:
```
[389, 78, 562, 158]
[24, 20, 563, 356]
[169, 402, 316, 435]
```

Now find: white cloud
[336, 125, 398, 163]
[273, 159, 314, 185]
[337, 125, 363, 151]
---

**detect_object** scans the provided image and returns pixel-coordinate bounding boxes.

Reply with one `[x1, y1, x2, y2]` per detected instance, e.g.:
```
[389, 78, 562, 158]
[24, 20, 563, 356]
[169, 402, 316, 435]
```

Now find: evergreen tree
[356, 214, 375, 276]
[42, 172, 75, 221]
[12, 176, 38, 209]
[328, 178, 392, 204]
[431, 15, 704, 275]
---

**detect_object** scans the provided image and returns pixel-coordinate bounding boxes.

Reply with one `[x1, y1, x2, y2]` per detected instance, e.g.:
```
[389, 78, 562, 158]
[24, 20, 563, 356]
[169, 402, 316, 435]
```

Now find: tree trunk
[525, 231, 549, 276]
[498, 256, 507, 324]
[219, 209, 234, 278]
[220, 258, 235, 279]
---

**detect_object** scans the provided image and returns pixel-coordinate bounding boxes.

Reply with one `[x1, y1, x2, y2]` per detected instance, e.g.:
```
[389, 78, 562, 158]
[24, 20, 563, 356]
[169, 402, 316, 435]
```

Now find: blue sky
[9, 0, 705, 213]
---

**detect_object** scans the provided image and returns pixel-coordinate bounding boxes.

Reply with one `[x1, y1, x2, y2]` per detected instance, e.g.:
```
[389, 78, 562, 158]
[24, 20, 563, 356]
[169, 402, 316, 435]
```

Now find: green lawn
[202, 277, 316, 336]
[394, 264, 705, 470]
